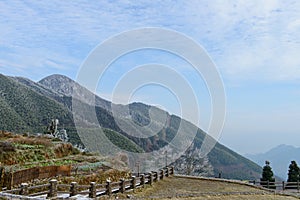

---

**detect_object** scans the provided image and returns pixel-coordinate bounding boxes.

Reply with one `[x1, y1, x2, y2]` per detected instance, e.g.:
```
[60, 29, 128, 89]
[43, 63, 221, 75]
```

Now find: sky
[0, 0, 300, 155]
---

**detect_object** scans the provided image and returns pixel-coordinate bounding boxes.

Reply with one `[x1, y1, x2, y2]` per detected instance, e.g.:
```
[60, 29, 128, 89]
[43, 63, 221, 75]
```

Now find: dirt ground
[117, 176, 300, 200]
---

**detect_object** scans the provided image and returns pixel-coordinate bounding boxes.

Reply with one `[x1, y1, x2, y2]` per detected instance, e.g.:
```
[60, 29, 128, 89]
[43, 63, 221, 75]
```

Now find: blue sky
[0, 0, 300, 154]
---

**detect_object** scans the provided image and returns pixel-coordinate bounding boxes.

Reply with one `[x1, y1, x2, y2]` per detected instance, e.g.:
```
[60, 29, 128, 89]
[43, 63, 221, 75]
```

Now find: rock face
[39, 74, 74, 96]
[39, 74, 111, 110]
[0, 73, 262, 180]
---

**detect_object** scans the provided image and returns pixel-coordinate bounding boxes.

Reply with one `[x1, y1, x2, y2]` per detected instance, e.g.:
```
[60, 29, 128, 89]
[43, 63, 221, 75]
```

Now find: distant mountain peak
[39, 74, 76, 96]
[39, 74, 111, 110]
[269, 144, 295, 152]
[246, 144, 300, 180]
[40, 74, 73, 81]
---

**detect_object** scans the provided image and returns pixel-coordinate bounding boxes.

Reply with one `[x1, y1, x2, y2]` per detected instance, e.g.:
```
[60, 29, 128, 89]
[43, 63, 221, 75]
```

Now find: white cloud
[1, 0, 300, 154]
[1, 0, 299, 83]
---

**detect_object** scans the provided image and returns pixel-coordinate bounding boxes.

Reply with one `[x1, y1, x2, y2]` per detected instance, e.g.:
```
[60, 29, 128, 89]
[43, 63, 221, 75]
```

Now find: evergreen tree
[260, 161, 275, 189]
[287, 160, 300, 182]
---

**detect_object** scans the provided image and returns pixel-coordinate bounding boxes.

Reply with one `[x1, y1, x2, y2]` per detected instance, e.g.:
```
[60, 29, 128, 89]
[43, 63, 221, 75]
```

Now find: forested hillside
[0, 73, 262, 179]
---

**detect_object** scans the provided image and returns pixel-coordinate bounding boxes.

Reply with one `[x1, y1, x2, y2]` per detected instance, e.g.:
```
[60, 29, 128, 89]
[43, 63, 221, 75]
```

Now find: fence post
[89, 182, 96, 198]
[106, 180, 112, 196]
[20, 183, 29, 195]
[165, 167, 169, 177]
[170, 166, 174, 175]
[48, 179, 57, 198]
[0, 166, 4, 190]
[9, 169, 13, 190]
[141, 174, 145, 188]
[6, 171, 13, 190]
[267, 180, 269, 189]
[120, 179, 125, 193]
[160, 169, 164, 180]
[151, 171, 158, 182]
[149, 173, 153, 186]
[282, 181, 285, 190]
[298, 180, 299, 191]
[131, 176, 136, 189]
[70, 182, 77, 197]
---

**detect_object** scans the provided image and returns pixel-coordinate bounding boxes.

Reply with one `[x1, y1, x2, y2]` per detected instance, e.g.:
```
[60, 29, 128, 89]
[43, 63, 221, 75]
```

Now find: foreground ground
[120, 176, 300, 200]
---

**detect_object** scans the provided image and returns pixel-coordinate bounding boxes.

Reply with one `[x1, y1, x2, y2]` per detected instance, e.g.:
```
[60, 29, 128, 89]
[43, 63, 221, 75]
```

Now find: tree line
[261, 160, 300, 188]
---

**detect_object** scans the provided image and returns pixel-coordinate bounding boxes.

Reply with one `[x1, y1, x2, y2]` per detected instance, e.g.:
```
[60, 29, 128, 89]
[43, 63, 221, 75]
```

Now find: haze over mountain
[0, 73, 262, 179]
[246, 144, 300, 180]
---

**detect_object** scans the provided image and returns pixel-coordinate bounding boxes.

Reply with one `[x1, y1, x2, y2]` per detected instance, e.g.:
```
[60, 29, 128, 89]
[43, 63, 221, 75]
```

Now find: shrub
[8, 136, 51, 147]
[0, 130, 14, 139]
[0, 141, 15, 152]
[54, 143, 74, 158]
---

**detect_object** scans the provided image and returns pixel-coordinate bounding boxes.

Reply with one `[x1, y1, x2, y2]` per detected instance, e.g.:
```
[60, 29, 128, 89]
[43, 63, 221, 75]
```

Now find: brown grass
[59, 169, 131, 185]
[54, 143, 73, 158]
[124, 176, 300, 200]
[8, 135, 52, 147]
[160, 195, 299, 200]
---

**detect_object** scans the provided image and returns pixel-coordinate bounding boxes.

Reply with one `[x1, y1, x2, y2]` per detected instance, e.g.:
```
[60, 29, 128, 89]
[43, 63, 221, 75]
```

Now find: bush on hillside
[8, 136, 51, 147]
[0, 141, 15, 153]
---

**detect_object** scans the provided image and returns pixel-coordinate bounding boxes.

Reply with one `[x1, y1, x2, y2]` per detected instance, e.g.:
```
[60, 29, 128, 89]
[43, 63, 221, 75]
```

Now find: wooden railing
[0, 166, 174, 199]
[249, 180, 300, 191]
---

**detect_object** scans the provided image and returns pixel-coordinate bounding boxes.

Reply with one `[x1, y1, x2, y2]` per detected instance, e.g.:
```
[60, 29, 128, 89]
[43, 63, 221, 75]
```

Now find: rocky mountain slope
[0, 73, 262, 179]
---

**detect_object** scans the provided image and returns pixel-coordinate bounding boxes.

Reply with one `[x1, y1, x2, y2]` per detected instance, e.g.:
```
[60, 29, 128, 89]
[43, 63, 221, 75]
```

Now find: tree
[260, 161, 275, 189]
[287, 160, 300, 182]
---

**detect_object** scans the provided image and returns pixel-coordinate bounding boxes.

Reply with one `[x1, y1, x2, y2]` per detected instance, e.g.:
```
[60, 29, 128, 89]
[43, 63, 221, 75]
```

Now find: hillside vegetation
[0, 131, 131, 185]
[0, 73, 262, 179]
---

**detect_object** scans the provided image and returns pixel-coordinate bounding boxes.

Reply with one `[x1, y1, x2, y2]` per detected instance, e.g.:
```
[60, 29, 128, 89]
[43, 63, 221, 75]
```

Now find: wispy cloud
[1, 0, 300, 82]
[1, 0, 300, 154]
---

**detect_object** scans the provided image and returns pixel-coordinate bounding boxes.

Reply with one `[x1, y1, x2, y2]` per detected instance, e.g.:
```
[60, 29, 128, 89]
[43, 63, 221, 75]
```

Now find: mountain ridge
[0, 73, 262, 179]
[246, 144, 300, 180]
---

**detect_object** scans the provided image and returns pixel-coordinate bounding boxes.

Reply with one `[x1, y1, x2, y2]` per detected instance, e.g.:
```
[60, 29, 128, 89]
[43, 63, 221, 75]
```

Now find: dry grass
[161, 195, 299, 200]
[8, 135, 52, 147]
[60, 169, 131, 185]
[124, 176, 300, 200]
[0, 130, 15, 139]
[54, 143, 77, 158]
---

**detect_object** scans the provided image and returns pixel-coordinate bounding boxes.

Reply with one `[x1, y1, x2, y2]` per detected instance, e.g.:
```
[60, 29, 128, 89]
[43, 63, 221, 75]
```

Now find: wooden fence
[0, 165, 71, 189]
[1, 167, 174, 199]
[250, 180, 300, 191]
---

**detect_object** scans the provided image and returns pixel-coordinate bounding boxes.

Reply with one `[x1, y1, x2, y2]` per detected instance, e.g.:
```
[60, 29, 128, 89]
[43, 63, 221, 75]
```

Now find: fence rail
[249, 180, 300, 191]
[0, 166, 174, 199]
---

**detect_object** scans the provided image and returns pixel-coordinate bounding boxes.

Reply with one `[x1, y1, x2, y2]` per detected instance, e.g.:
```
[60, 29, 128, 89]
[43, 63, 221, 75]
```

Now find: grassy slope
[103, 128, 144, 153]
[0, 74, 74, 133]
[128, 176, 298, 200]
[0, 131, 131, 186]
[0, 131, 79, 167]
[208, 142, 262, 179]
[76, 127, 144, 153]
[0, 74, 148, 154]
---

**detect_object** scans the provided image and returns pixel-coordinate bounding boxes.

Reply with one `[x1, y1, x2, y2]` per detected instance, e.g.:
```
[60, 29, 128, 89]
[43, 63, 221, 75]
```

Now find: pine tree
[260, 161, 275, 189]
[287, 160, 300, 182]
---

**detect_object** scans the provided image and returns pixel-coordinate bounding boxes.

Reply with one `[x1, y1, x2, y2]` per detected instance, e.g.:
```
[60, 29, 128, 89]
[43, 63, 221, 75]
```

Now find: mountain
[39, 74, 111, 110]
[246, 144, 300, 180]
[0, 73, 262, 179]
